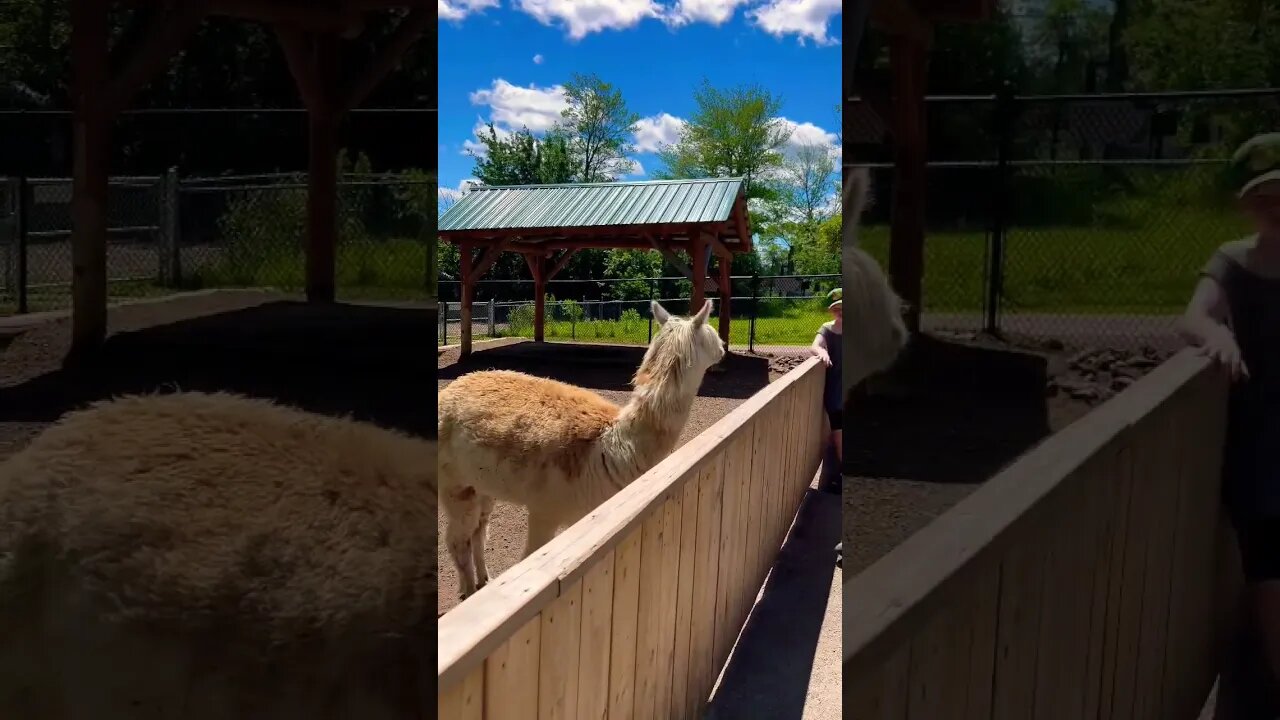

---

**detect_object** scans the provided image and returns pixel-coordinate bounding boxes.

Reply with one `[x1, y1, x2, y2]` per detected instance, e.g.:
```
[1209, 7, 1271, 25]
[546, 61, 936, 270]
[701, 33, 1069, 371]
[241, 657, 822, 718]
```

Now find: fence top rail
[437, 356, 824, 689]
[847, 88, 1280, 104]
[437, 273, 841, 286]
[841, 348, 1220, 676]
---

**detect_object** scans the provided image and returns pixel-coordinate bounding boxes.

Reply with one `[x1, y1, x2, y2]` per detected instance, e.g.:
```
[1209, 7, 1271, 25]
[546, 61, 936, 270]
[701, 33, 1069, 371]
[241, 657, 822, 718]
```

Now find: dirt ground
[0, 288, 437, 500]
[435, 340, 802, 617]
[842, 332, 1174, 577]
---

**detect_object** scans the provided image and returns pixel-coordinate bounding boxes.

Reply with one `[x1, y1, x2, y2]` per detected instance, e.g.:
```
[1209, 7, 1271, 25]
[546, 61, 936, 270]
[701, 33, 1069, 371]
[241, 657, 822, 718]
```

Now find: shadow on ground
[439, 341, 772, 400]
[704, 486, 841, 720]
[844, 333, 1052, 485]
[0, 301, 437, 437]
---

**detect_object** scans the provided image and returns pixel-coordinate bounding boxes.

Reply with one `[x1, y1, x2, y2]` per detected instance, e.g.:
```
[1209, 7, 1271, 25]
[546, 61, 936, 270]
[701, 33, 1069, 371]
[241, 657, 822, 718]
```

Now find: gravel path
[841, 336, 1170, 578]
[435, 340, 795, 617]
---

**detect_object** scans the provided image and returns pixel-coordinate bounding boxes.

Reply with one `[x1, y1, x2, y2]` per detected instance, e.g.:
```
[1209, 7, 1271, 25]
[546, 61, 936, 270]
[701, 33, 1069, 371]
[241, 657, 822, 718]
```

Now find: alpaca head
[634, 299, 725, 392]
[842, 166, 910, 390]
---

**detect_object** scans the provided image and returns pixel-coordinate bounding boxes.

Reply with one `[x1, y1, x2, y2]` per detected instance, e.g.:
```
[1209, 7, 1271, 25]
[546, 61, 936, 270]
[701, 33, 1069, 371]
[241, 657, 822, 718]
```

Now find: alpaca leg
[442, 486, 481, 600]
[472, 494, 496, 589]
[523, 509, 560, 560]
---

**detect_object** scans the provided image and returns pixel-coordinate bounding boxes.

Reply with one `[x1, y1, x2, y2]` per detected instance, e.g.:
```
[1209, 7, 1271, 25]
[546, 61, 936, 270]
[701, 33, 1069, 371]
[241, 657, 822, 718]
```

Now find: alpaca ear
[692, 299, 712, 325]
[652, 300, 671, 326]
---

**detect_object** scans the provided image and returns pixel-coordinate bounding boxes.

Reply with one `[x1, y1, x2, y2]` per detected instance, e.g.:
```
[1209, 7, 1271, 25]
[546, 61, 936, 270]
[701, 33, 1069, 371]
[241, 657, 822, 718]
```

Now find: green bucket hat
[826, 287, 842, 310]
[1227, 132, 1280, 198]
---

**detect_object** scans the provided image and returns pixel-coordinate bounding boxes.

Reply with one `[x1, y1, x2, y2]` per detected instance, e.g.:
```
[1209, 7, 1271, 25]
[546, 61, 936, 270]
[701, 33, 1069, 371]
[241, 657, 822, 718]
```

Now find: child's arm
[811, 330, 831, 365]
[1179, 276, 1231, 347]
[1180, 275, 1248, 379]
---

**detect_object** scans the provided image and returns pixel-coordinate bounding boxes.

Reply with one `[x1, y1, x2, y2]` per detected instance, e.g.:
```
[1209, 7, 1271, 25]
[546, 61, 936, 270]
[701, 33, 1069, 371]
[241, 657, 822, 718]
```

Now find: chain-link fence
[0, 171, 435, 315]
[847, 88, 1280, 348]
[438, 274, 841, 354]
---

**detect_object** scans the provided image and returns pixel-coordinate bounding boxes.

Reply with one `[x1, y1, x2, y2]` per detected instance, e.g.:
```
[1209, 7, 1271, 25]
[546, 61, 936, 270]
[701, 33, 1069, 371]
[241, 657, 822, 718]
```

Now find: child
[812, 287, 844, 466]
[1181, 132, 1280, 712]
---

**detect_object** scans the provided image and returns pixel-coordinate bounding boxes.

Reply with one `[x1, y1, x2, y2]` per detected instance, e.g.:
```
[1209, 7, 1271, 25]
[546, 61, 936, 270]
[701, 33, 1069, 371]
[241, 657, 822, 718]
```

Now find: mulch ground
[842, 332, 1177, 577]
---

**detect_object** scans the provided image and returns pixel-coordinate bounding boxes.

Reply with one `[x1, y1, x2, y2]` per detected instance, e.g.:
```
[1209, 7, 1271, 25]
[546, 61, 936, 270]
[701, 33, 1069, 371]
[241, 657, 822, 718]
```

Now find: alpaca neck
[604, 369, 703, 473]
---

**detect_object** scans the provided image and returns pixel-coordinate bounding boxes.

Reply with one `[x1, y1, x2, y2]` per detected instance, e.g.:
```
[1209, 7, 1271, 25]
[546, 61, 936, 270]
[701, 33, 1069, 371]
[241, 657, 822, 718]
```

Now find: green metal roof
[438, 177, 746, 233]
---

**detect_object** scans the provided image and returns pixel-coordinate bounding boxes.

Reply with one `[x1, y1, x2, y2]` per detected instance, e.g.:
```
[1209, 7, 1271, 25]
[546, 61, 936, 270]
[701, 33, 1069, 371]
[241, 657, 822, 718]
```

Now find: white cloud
[749, 0, 841, 45]
[664, 0, 752, 26]
[633, 113, 686, 153]
[607, 159, 646, 179]
[779, 117, 840, 159]
[439, 178, 482, 208]
[515, 0, 662, 39]
[533, 53, 545, 64]
[469, 78, 569, 133]
[438, 0, 500, 21]
[461, 118, 513, 157]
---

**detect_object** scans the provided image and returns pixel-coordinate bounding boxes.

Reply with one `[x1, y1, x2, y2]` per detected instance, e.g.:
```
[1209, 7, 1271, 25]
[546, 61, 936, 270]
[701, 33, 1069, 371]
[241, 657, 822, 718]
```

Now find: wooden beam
[695, 225, 732, 259]
[341, 8, 430, 111]
[887, 34, 929, 333]
[645, 236, 717, 292]
[525, 254, 547, 342]
[104, 1, 209, 117]
[68, 0, 111, 360]
[206, 0, 363, 32]
[275, 28, 324, 111]
[732, 196, 752, 253]
[545, 249, 577, 281]
[459, 241, 474, 357]
[469, 240, 510, 280]
[304, 33, 340, 302]
[871, 0, 933, 45]
[690, 234, 707, 313]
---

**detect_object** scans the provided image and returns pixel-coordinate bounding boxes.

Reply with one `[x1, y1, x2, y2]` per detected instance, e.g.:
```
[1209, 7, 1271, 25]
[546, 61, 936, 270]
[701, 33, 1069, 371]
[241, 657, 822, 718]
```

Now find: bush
[560, 299, 585, 324]
[507, 304, 535, 336]
[619, 308, 643, 334]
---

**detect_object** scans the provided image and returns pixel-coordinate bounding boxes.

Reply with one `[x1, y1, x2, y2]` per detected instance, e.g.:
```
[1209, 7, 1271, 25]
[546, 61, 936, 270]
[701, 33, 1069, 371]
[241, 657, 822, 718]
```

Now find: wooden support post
[888, 34, 929, 333]
[718, 251, 732, 346]
[305, 33, 339, 303]
[68, 0, 111, 361]
[690, 234, 707, 314]
[459, 242, 474, 358]
[526, 254, 547, 342]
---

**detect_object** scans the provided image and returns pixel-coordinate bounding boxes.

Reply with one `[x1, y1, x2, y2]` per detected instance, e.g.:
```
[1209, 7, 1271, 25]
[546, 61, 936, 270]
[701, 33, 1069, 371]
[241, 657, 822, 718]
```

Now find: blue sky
[437, 0, 842, 203]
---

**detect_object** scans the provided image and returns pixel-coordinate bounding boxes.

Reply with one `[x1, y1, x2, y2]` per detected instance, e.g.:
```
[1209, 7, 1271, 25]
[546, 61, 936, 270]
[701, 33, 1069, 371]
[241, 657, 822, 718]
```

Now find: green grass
[857, 208, 1252, 315]
[190, 237, 428, 296]
[526, 307, 831, 346]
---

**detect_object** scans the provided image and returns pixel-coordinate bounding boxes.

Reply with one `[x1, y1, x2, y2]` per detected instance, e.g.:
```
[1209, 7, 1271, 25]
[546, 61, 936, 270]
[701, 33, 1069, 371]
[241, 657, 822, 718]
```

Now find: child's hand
[813, 347, 831, 367]
[1197, 328, 1250, 382]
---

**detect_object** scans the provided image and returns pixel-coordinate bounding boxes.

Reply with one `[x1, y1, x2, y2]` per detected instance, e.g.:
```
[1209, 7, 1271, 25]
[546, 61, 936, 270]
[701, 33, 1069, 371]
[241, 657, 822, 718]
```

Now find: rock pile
[1047, 346, 1172, 404]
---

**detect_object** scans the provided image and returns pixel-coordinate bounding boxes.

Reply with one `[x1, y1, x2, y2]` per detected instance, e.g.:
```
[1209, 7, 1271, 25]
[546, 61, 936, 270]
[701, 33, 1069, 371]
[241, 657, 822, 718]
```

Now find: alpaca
[0, 392, 437, 720]
[438, 299, 725, 600]
[843, 166, 910, 396]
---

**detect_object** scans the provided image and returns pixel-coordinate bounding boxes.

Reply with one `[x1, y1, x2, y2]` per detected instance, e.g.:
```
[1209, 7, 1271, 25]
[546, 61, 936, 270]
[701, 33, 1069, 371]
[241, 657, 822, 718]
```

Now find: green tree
[468, 124, 577, 186]
[556, 73, 640, 182]
[655, 81, 792, 199]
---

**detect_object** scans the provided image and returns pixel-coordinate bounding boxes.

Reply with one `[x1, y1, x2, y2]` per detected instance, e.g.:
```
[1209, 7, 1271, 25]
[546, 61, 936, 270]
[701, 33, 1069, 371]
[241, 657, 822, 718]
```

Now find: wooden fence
[843, 349, 1241, 718]
[439, 357, 828, 719]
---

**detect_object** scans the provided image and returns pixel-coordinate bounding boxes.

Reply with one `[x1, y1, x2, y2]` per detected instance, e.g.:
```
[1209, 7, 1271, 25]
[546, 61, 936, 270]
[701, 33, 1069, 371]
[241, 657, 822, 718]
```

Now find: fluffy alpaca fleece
[0, 392, 437, 719]
[438, 300, 725, 600]
[843, 166, 910, 398]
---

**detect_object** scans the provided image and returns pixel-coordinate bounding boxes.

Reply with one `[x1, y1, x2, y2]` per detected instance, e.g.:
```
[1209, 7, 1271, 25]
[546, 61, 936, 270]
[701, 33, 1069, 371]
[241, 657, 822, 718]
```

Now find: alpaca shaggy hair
[438, 300, 725, 600]
[0, 392, 438, 719]
[843, 166, 910, 397]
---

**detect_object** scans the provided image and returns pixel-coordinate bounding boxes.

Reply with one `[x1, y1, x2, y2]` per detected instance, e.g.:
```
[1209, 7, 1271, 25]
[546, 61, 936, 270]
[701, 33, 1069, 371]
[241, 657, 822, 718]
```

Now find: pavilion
[848, 0, 995, 331]
[65, 0, 429, 360]
[437, 177, 753, 358]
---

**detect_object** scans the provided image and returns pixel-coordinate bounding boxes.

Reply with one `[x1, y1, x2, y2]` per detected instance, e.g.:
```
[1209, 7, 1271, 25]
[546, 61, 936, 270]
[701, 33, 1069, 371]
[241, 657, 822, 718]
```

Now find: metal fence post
[488, 297, 496, 337]
[15, 177, 28, 314]
[984, 83, 1015, 336]
[749, 273, 759, 352]
[2, 178, 14, 301]
[159, 167, 181, 286]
